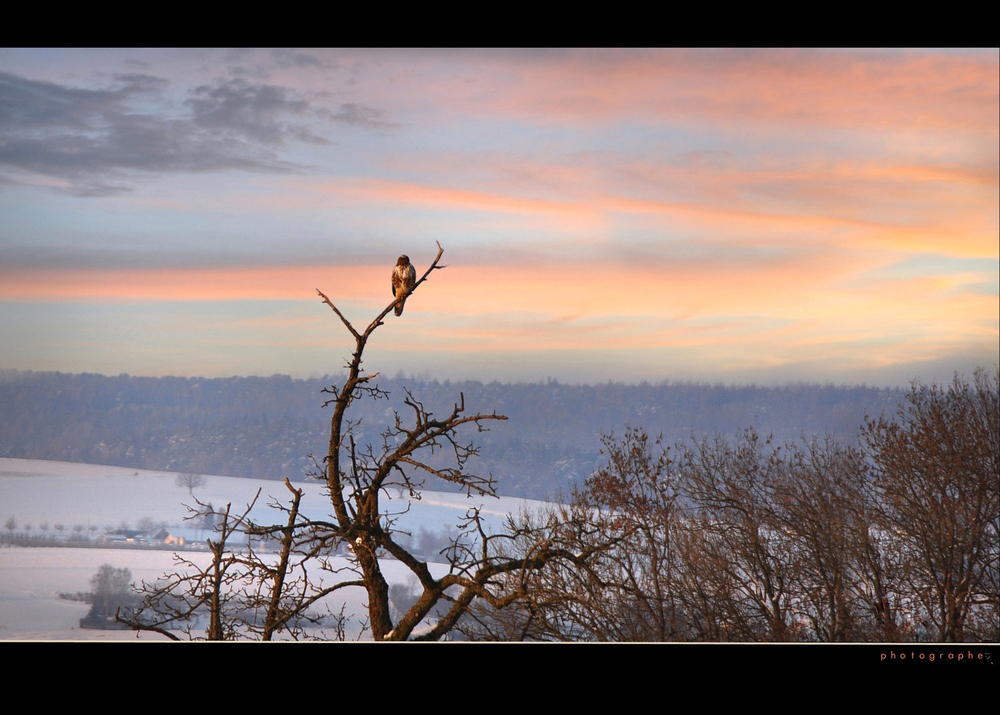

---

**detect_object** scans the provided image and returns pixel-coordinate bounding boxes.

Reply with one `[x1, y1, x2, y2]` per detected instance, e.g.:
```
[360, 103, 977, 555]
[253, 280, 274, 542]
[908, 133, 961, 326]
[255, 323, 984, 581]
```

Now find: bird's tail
[395, 300, 404, 317]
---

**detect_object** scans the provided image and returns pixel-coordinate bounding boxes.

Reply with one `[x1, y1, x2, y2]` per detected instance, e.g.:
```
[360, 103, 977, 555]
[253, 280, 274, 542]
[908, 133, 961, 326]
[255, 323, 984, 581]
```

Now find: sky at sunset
[1, 48, 997, 386]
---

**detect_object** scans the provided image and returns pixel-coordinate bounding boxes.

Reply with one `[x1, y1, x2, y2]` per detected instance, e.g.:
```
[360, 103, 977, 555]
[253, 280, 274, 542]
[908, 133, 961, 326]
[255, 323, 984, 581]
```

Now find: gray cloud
[0, 71, 143, 131]
[271, 49, 324, 69]
[0, 71, 341, 196]
[323, 103, 400, 129]
[185, 78, 330, 146]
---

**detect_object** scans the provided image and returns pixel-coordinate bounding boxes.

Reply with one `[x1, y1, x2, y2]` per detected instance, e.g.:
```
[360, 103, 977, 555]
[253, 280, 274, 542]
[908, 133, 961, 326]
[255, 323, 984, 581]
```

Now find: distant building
[97, 528, 149, 544]
[151, 528, 185, 546]
[97, 527, 185, 546]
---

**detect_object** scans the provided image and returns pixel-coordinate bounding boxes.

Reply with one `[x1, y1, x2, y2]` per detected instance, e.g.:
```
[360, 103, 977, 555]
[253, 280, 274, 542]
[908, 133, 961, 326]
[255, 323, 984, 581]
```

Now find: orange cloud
[0, 265, 385, 303]
[2, 249, 993, 374]
[0, 250, 952, 319]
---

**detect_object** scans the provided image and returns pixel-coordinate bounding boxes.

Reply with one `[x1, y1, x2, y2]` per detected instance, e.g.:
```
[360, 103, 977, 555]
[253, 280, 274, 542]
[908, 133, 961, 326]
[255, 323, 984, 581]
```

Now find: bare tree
[468, 429, 686, 641]
[770, 437, 872, 641]
[314, 243, 594, 640]
[237, 481, 355, 641]
[462, 428, 717, 642]
[461, 368, 998, 643]
[678, 430, 800, 640]
[863, 368, 999, 642]
[123, 489, 351, 640]
[845, 484, 913, 642]
[126, 244, 592, 640]
[176, 472, 206, 496]
[122, 501, 245, 640]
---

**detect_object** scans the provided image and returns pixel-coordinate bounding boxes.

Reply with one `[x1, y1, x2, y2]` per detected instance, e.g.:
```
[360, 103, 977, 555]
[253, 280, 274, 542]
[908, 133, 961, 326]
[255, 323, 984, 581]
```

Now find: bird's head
[397, 255, 410, 266]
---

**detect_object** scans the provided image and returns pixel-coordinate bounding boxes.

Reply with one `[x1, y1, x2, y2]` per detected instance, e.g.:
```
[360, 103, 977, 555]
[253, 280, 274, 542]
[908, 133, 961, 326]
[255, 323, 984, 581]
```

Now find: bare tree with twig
[121, 489, 351, 640]
[124, 243, 596, 640]
[314, 242, 601, 640]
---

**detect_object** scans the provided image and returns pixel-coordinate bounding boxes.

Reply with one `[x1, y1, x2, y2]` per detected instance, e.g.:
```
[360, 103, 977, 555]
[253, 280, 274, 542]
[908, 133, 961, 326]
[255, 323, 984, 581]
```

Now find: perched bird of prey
[391, 255, 417, 316]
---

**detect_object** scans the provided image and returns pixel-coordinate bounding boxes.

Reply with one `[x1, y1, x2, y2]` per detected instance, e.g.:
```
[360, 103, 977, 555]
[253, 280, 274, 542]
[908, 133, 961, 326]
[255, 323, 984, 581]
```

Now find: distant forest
[0, 370, 907, 500]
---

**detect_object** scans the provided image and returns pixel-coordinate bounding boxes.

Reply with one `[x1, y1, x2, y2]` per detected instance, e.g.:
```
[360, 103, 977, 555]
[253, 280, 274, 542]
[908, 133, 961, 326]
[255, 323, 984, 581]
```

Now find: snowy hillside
[0, 458, 551, 640]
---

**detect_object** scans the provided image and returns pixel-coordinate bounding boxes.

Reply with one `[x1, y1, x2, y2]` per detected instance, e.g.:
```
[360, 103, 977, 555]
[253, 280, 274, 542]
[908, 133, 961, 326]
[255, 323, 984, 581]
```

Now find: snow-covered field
[0, 457, 550, 640]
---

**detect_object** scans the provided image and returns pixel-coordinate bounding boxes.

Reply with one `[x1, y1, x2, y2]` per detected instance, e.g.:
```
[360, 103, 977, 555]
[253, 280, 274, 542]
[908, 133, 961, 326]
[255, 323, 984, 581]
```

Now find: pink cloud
[398, 50, 998, 136]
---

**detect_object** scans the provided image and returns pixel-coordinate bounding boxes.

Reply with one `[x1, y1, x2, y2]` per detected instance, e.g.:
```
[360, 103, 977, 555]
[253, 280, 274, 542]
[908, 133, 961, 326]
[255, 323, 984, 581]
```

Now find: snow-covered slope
[0, 458, 551, 640]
